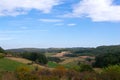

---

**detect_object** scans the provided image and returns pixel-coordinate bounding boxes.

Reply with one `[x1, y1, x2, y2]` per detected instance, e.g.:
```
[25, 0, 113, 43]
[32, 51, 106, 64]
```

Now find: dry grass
[6, 57, 31, 64]
[60, 57, 85, 64]
[60, 56, 95, 65]
[1, 72, 17, 80]
[6, 57, 46, 68]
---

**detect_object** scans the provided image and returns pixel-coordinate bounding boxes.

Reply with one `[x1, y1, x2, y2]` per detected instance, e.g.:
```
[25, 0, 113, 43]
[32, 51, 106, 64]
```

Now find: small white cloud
[54, 23, 64, 26]
[39, 18, 63, 22]
[0, 0, 61, 16]
[67, 23, 76, 26]
[67, 0, 120, 22]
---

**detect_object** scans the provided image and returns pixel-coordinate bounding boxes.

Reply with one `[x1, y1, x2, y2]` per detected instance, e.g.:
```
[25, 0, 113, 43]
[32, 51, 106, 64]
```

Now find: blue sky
[0, 0, 120, 49]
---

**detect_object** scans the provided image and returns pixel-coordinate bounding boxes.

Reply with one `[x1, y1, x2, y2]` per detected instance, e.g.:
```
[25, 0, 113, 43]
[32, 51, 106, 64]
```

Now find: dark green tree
[30, 52, 38, 61]
[94, 52, 120, 67]
[20, 52, 48, 65]
[0, 47, 5, 53]
[47, 57, 61, 63]
[37, 53, 48, 64]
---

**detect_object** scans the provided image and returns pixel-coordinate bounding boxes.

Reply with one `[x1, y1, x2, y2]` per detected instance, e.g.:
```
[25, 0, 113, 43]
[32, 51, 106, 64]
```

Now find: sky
[0, 0, 120, 49]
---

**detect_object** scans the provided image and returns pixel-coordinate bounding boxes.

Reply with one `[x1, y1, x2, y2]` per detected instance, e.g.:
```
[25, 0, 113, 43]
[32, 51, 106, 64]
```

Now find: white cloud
[67, 23, 76, 26]
[39, 18, 63, 22]
[54, 23, 64, 26]
[69, 0, 120, 22]
[0, 0, 60, 16]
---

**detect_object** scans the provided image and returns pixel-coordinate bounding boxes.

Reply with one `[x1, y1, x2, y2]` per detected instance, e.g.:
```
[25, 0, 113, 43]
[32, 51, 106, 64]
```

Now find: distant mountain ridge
[6, 45, 120, 55]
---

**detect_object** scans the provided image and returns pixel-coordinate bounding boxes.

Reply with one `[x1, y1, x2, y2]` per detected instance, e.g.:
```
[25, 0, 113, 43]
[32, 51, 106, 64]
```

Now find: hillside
[6, 57, 46, 69]
[0, 58, 31, 71]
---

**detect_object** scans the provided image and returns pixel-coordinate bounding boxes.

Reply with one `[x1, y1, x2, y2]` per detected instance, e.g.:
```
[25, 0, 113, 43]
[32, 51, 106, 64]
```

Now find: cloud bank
[67, 23, 76, 26]
[1, 0, 120, 22]
[0, 0, 60, 16]
[71, 0, 120, 22]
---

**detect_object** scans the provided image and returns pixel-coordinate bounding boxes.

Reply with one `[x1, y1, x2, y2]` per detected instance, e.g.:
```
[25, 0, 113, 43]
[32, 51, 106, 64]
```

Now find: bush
[20, 52, 48, 65]
[16, 66, 39, 80]
[47, 57, 62, 63]
[100, 64, 120, 80]
[37, 53, 48, 64]
[1, 65, 120, 80]
[73, 64, 94, 72]
[0, 53, 4, 59]
[80, 64, 94, 72]
[52, 66, 67, 78]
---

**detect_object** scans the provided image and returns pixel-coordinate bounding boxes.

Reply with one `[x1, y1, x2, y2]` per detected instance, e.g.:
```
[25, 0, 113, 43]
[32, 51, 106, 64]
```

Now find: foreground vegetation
[0, 64, 120, 80]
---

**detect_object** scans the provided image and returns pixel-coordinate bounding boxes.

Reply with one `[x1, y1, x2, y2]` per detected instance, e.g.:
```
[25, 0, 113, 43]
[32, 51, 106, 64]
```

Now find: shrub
[0, 53, 4, 59]
[100, 64, 120, 80]
[73, 64, 94, 72]
[47, 57, 62, 63]
[52, 66, 67, 78]
[79, 64, 94, 72]
[15, 66, 39, 80]
[20, 52, 48, 65]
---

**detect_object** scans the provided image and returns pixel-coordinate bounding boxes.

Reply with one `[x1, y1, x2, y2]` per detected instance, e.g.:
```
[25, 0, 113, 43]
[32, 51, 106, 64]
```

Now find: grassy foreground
[0, 58, 31, 71]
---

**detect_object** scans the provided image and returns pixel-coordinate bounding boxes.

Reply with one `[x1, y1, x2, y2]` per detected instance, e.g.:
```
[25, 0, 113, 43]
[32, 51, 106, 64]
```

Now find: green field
[0, 58, 31, 71]
[47, 61, 60, 68]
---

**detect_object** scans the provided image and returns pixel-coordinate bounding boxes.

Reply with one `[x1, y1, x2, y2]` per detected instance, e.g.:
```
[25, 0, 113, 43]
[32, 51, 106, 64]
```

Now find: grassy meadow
[0, 58, 32, 71]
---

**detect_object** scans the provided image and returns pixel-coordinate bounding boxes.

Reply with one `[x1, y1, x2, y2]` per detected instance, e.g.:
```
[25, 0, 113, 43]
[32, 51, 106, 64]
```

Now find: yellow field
[6, 57, 46, 68]
[60, 57, 85, 64]
[60, 56, 95, 65]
